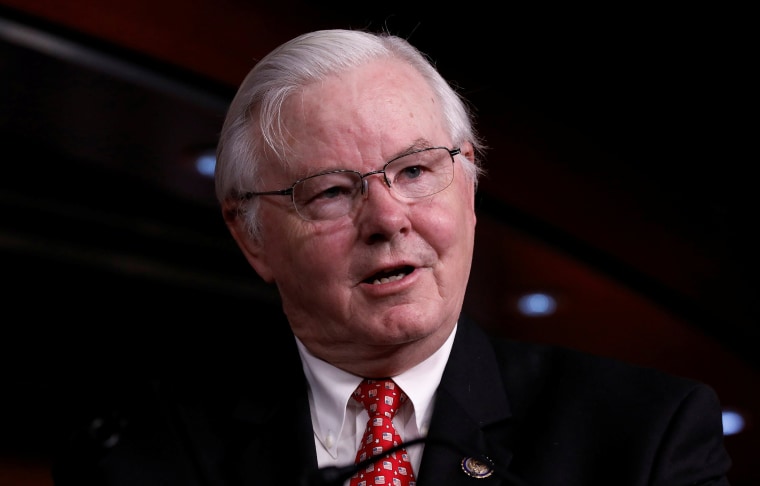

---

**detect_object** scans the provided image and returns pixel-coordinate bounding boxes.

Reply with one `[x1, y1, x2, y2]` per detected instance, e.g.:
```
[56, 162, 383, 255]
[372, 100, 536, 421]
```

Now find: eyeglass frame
[241, 146, 461, 221]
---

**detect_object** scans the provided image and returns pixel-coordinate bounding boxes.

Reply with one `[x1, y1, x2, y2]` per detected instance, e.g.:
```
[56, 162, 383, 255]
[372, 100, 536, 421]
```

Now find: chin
[374, 311, 447, 340]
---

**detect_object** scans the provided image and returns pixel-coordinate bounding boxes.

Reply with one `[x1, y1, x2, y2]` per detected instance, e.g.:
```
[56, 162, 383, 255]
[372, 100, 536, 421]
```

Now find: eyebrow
[296, 137, 438, 179]
[390, 138, 436, 159]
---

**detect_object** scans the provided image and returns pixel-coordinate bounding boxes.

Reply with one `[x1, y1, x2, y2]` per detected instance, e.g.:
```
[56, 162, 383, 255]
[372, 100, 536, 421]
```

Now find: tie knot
[353, 378, 407, 418]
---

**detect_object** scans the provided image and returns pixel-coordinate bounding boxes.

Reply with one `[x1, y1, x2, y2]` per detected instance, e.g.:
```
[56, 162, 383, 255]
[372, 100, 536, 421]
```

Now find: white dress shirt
[295, 323, 457, 480]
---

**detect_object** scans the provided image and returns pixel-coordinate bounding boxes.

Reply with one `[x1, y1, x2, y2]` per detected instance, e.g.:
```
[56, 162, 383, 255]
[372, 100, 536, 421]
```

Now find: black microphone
[301, 435, 534, 486]
[301, 437, 427, 486]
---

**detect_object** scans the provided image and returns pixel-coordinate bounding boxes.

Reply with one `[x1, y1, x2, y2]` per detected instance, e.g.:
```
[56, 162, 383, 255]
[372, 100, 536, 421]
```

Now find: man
[53, 29, 731, 486]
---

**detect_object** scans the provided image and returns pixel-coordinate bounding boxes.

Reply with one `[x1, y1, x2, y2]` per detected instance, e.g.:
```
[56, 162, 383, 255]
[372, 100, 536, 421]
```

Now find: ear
[457, 141, 478, 211]
[459, 140, 476, 164]
[221, 200, 275, 283]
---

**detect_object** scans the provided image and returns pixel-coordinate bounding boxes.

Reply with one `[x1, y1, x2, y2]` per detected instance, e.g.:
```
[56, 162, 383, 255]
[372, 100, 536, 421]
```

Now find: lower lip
[361, 269, 418, 294]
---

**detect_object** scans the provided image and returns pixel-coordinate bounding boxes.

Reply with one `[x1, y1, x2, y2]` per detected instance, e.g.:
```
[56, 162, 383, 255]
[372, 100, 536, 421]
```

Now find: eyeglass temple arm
[242, 188, 293, 200]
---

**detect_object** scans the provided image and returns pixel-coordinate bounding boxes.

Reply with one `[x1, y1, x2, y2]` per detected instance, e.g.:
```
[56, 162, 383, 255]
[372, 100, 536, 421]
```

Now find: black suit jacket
[53, 314, 731, 486]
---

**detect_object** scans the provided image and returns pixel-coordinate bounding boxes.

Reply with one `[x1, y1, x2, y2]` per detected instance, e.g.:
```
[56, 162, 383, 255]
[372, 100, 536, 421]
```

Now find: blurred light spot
[195, 153, 216, 178]
[722, 409, 746, 436]
[517, 292, 557, 317]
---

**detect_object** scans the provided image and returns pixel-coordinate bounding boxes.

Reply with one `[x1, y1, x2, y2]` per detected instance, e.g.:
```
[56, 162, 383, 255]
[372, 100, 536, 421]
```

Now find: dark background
[1, 2, 757, 484]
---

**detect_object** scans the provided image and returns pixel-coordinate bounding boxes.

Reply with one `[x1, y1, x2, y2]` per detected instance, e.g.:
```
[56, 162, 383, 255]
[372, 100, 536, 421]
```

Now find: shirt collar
[296, 323, 457, 453]
[296, 337, 362, 454]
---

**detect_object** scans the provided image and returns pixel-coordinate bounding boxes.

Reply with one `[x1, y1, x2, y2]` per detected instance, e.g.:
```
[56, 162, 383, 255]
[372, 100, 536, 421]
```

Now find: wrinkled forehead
[275, 58, 447, 174]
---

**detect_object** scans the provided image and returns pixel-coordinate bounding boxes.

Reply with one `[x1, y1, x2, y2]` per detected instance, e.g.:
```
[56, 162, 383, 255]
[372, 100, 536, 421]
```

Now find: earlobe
[221, 201, 275, 283]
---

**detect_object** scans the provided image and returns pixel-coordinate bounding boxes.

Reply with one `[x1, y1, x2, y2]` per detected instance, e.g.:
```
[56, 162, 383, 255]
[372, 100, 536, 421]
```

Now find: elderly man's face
[235, 58, 477, 373]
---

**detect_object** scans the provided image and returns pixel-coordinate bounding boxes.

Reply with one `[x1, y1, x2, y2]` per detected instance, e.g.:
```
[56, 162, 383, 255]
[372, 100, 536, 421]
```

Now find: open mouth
[365, 265, 414, 285]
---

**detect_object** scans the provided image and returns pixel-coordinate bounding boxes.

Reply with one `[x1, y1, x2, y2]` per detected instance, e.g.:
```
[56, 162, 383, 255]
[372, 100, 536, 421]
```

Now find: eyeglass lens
[292, 147, 455, 221]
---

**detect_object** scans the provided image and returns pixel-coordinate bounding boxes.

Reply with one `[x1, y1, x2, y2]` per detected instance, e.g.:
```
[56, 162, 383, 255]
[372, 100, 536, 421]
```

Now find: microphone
[301, 435, 534, 486]
[301, 437, 427, 486]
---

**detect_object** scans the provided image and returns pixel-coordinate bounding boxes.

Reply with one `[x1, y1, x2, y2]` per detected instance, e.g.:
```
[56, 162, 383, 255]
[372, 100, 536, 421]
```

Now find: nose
[355, 174, 410, 242]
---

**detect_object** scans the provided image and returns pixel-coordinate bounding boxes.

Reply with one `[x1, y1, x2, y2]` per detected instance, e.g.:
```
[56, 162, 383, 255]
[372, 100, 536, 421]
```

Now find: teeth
[372, 273, 406, 285]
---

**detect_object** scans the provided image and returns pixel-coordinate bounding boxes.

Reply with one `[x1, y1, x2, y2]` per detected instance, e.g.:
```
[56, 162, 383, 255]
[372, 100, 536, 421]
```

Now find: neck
[303, 326, 454, 378]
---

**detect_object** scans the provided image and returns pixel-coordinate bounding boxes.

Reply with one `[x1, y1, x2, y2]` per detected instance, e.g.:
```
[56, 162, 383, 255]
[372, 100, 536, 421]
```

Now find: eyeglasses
[242, 146, 461, 221]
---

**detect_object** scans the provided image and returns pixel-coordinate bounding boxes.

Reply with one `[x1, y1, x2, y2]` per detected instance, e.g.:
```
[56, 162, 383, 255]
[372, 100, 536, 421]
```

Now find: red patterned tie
[350, 379, 416, 486]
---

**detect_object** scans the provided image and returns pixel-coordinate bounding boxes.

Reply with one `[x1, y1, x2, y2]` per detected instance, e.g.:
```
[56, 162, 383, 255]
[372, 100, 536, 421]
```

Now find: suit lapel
[223, 334, 319, 486]
[234, 389, 316, 486]
[158, 358, 315, 486]
[417, 315, 515, 485]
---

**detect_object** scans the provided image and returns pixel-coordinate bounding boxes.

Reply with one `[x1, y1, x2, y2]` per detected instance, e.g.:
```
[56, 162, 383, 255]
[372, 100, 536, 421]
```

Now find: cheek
[412, 212, 469, 274]
[269, 220, 354, 280]
[422, 187, 476, 253]
[425, 212, 460, 249]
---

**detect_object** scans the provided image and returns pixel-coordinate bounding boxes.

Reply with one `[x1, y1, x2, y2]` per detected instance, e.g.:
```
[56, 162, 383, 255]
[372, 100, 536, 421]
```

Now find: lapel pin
[461, 456, 495, 478]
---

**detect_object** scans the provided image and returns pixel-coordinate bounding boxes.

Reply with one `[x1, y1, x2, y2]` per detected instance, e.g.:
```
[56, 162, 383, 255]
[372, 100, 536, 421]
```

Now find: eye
[295, 172, 359, 206]
[314, 184, 351, 200]
[399, 165, 423, 180]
